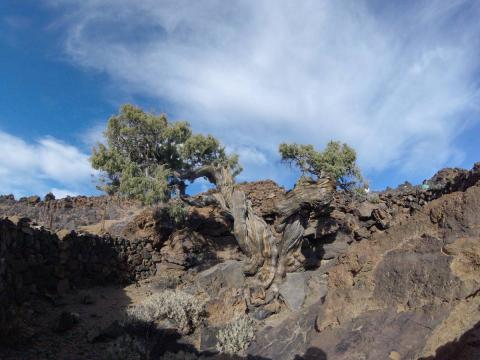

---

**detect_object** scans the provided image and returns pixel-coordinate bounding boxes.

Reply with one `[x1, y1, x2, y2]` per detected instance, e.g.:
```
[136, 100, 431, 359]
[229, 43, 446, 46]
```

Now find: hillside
[1, 164, 480, 359]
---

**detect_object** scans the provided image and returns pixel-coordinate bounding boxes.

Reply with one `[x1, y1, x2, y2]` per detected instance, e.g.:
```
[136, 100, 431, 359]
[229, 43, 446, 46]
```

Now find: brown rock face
[249, 164, 480, 360]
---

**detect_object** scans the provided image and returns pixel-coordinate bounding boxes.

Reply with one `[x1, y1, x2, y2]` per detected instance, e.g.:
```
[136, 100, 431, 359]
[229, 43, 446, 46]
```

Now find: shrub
[167, 200, 188, 226]
[124, 290, 205, 335]
[216, 315, 256, 355]
[367, 193, 381, 204]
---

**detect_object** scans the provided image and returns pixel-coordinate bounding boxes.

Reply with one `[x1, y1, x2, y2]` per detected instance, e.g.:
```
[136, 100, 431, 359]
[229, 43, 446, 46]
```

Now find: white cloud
[227, 145, 268, 166]
[50, 188, 80, 199]
[45, 0, 480, 185]
[0, 131, 96, 197]
[79, 122, 106, 149]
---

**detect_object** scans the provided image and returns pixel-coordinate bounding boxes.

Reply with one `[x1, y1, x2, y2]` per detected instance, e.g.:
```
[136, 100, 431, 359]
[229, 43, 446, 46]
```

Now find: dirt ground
[0, 278, 160, 360]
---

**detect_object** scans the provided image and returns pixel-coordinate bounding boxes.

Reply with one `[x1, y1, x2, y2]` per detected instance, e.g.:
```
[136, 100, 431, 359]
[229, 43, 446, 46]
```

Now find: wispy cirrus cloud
[45, 0, 480, 186]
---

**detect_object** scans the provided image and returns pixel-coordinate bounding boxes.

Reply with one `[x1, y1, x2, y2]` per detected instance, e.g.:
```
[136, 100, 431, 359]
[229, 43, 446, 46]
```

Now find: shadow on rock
[293, 347, 327, 360]
[419, 320, 480, 360]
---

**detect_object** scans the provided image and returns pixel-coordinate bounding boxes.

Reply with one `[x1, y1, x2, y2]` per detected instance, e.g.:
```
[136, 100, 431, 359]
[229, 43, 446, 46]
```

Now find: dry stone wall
[0, 217, 161, 325]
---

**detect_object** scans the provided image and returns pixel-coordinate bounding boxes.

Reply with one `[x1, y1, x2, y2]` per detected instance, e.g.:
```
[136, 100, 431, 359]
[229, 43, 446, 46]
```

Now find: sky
[0, 0, 479, 198]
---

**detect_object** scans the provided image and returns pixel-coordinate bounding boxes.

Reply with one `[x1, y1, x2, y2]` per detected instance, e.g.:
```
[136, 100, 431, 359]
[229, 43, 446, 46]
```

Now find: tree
[91, 104, 241, 204]
[92, 105, 335, 301]
[279, 141, 363, 189]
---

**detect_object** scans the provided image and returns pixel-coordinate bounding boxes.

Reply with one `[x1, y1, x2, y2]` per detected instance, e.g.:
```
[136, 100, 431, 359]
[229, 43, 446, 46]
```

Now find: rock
[354, 227, 371, 240]
[196, 260, 245, 293]
[330, 209, 346, 221]
[156, 262, 185, 272]
[56, 279, 69, 295]
[26, 195, 41, 205]
[86, 320, 122, 343]
[160, 230, 215, 269]
[44, 192, 55, 201]
[355, 202, 377, 219]
[322, 233, 350, 259]
[205, 288, 247, 327]
[372, 208, 391, 230]
[253, 308, 274, 320]
[79, 291, 95, 305]
[279, 272, 306, 311]
[53, 311, 80, 333]
[199, 326, 220, 352]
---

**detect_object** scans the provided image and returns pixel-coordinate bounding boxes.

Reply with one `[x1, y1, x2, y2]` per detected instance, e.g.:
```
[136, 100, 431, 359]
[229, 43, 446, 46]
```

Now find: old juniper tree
[279, 141, 363, 190]
[91, 104, 241, 204]
[92, 105, 337, 299]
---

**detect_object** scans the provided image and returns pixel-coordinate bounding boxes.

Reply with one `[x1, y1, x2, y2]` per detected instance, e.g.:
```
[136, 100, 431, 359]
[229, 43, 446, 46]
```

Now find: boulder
[199, 326, 220, 352]
[196, 260, 245, 293]
[160, 230, 215, 269]
[86, 320, 123, 343]
[279, 272, 307, 311]
[355, 202, 377, 220]
[322, 232, 350, 259]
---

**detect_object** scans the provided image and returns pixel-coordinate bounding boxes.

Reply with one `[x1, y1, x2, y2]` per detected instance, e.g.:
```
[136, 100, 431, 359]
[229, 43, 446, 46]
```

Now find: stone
[199, 326, 220, 352]
[156, 262, 185, 272]
[87, 321, 122, 343]
[26, 195, 41, 205]
[355, 202, 377, 219]
[253, 308, 274, 320]
[372, 208, 391, 229]
[322, 233, 350, 259]
[279, 272, 306, 311]
[196, 260, 245, 293]
[354, 227, 371, 240]
[56, 278, 70, 295]
[79, 291, 95, 305]
[53, 311, 80, 333]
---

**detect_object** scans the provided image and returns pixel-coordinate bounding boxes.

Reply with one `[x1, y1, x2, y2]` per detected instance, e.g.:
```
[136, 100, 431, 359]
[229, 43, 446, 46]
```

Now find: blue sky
[0, 0, 479, 198]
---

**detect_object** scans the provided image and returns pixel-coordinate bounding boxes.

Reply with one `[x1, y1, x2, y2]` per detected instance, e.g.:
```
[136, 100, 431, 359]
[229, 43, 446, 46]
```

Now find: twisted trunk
[186, 165, 335, 290]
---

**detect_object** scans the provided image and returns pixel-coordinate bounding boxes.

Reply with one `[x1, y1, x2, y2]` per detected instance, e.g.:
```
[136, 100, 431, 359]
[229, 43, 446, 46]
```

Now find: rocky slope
[1, 164, 480, 359]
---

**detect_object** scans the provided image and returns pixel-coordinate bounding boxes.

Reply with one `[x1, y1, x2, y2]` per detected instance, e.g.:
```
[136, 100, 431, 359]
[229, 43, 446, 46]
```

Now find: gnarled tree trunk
[187, 165, 335, 293]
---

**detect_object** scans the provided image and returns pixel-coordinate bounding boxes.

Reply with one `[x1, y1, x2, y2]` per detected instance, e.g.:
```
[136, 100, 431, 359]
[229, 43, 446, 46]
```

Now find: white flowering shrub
[216, 316, 256, 355]
[125, 289, 205, 335]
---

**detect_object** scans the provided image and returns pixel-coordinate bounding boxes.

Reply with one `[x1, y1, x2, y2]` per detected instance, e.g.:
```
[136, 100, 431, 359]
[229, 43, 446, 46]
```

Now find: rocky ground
[1, 164, 480, 359]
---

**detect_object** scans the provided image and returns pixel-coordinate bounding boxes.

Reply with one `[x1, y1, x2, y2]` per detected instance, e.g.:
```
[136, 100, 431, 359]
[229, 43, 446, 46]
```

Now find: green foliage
[91, 104, 241, 204]
[167, 200, 188, 226]
[279, 140, 363, 189]
[367, 193, 380, 204]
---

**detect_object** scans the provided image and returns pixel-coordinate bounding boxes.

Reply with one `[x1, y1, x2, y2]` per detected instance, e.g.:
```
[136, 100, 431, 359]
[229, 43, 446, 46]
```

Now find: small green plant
[167, 200, 187, 226]
[367, 193, 381, 204]
[216, 315, 256, 355]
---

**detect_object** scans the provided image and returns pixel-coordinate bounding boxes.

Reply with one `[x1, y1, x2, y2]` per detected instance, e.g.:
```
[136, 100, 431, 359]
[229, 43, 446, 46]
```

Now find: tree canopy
[279, 141, 363, 189]
[91, 104, 241, 204]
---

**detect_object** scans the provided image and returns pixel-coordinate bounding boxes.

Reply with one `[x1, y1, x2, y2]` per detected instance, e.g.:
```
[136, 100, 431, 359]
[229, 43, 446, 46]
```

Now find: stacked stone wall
[0, 217, 160, 325]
